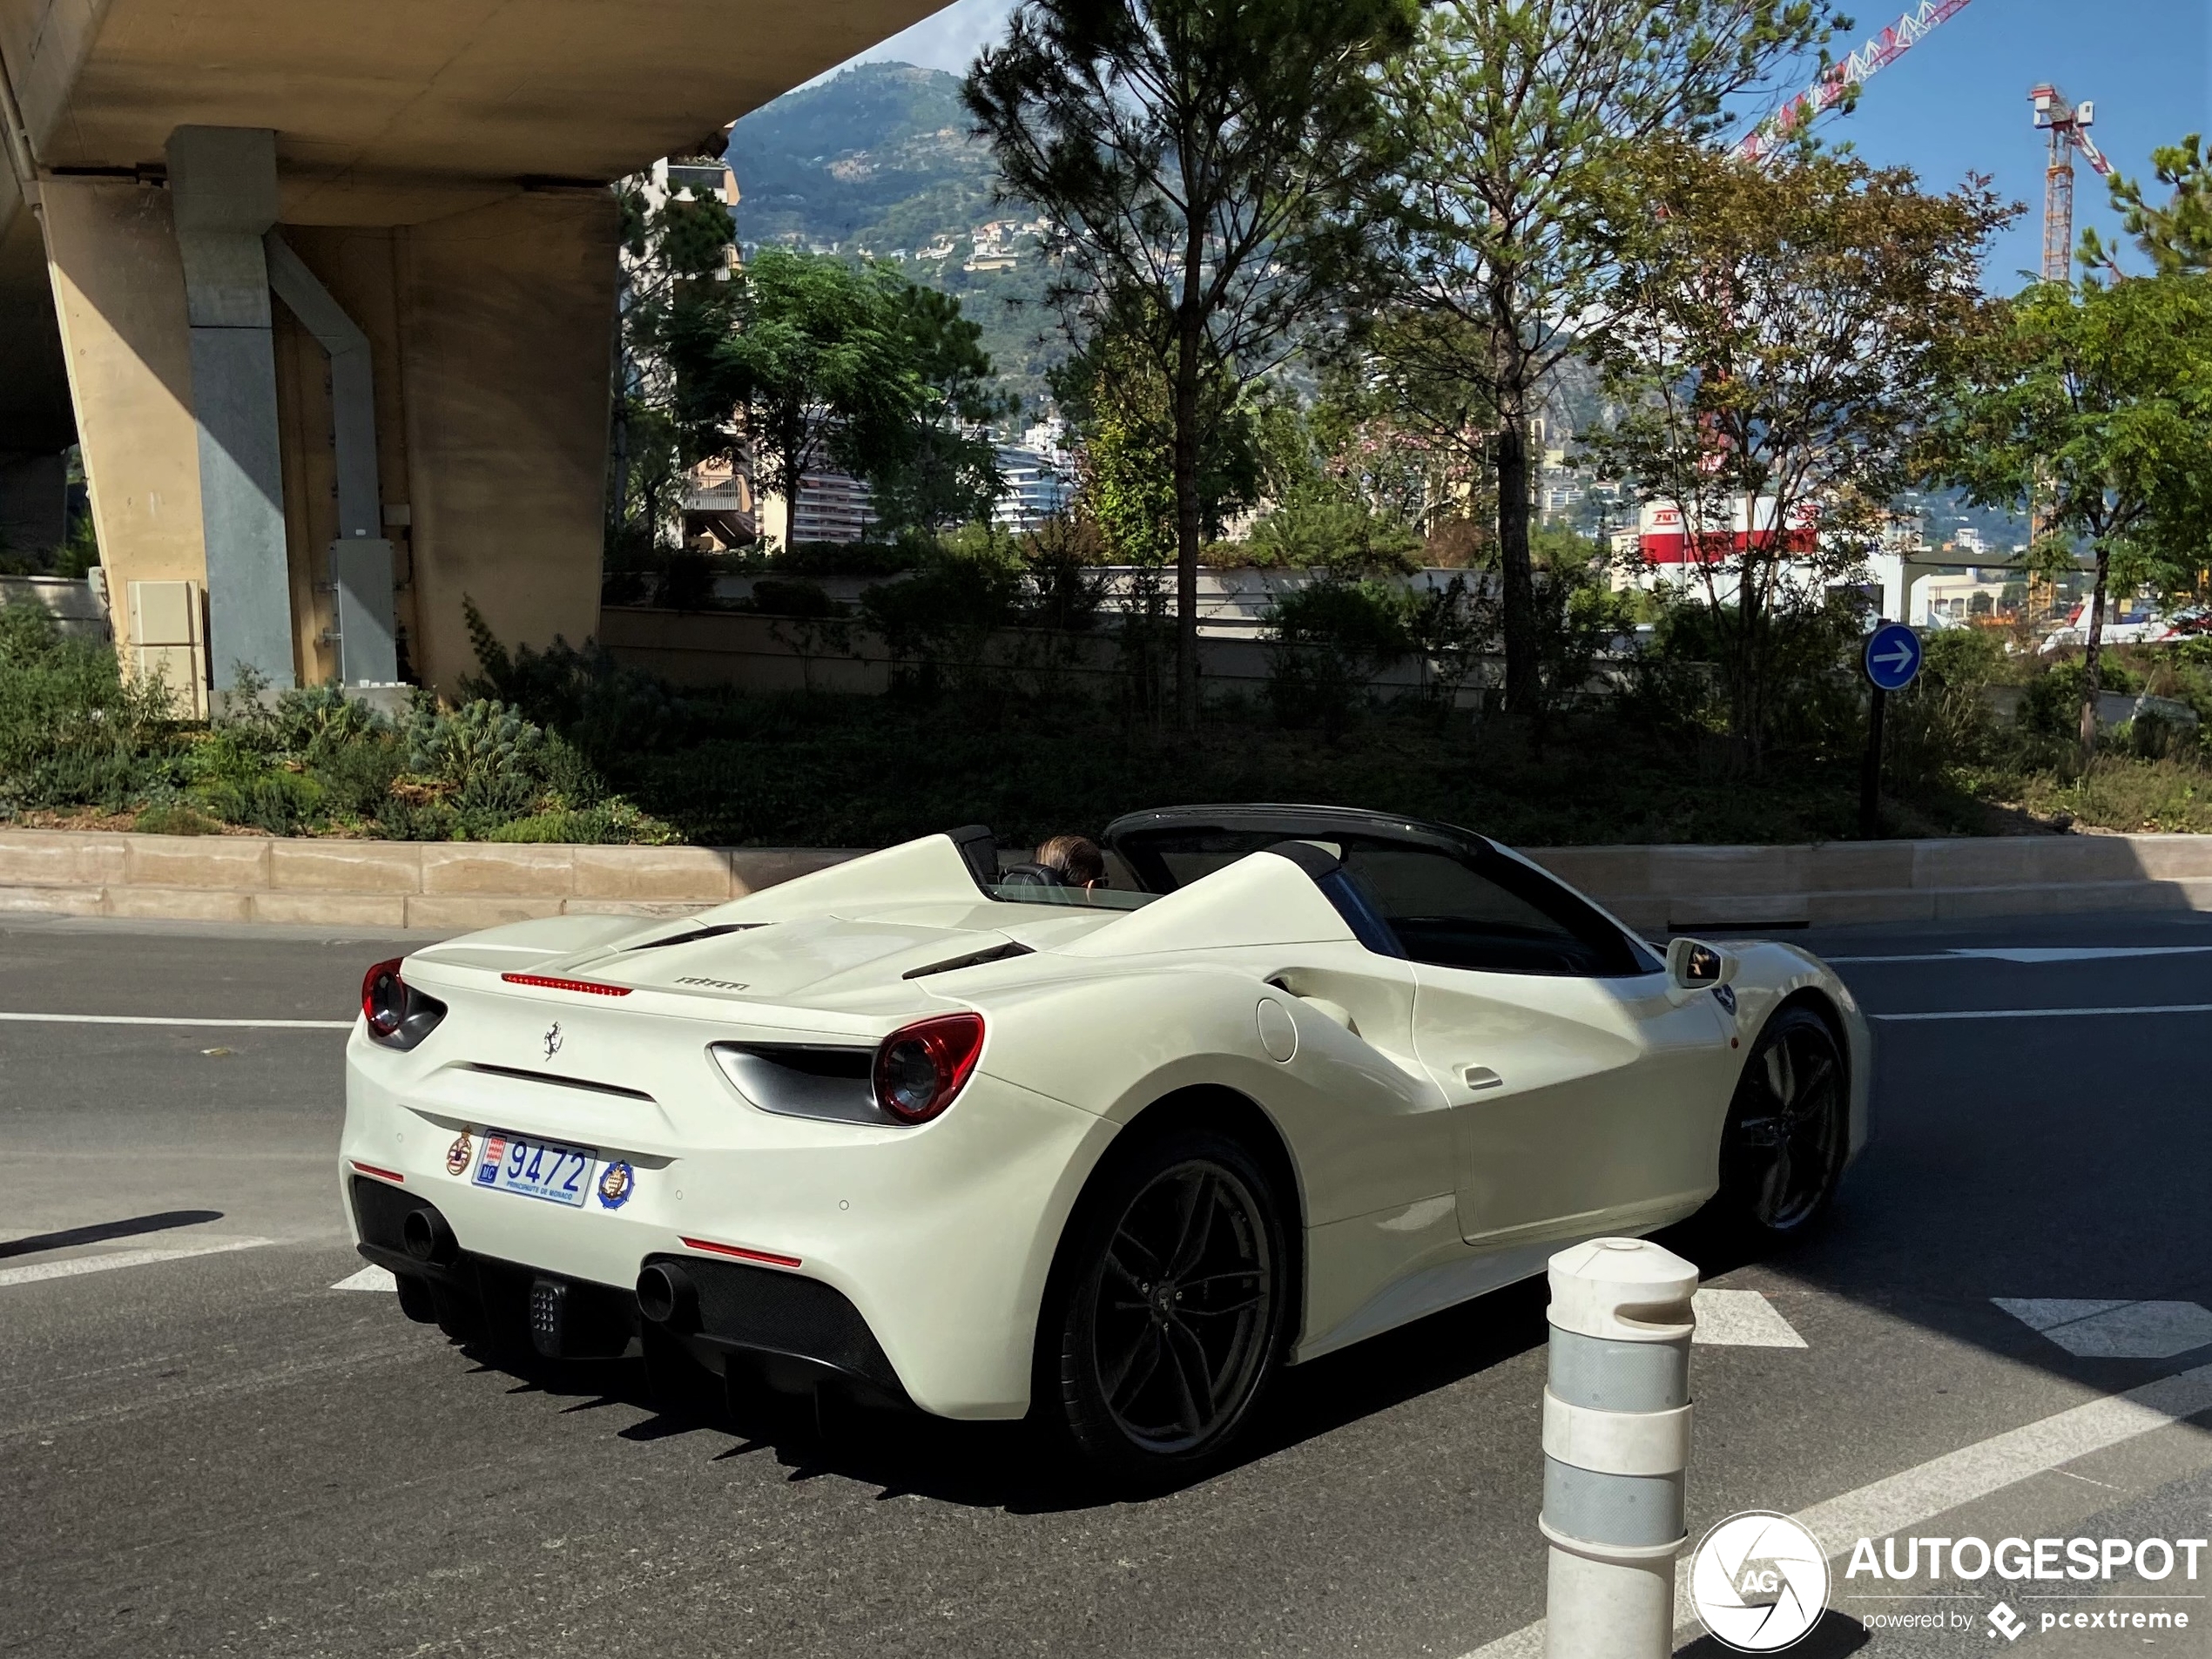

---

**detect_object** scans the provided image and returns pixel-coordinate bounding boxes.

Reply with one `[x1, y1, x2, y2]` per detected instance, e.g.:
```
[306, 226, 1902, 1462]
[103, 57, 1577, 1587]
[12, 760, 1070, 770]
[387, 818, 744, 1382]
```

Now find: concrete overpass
[0, 0, 946, 700]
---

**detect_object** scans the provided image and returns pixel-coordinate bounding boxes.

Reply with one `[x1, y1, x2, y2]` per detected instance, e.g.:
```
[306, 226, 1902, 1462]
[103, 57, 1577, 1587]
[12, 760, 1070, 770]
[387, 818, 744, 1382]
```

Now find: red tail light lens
[361, 958, 447, 1050]
[362, 958, 408, 1037]
[872, 1013, 985, 1124]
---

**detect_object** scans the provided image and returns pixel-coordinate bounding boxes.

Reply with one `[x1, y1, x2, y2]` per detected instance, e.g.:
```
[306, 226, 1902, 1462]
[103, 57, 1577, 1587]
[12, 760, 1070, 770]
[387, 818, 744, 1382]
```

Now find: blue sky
[831, 0, 2210, 287]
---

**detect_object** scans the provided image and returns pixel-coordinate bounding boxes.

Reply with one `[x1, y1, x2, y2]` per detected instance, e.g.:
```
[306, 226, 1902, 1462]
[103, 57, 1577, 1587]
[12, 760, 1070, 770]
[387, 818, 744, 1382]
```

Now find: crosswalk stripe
[1874, 1002, 2212, 1022]
[1692, 1288, 1808, 1348]
[0, 1237, 273, 1289]
[331, 1265, 397, 1292]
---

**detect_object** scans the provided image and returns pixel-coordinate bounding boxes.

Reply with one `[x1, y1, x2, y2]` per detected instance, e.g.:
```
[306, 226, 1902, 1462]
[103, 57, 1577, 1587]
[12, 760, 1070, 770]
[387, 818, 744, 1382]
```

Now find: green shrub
[1264, 578, 1418, 728]
[1244, 502, 1423, 577]
[133, 801, 222, 836]
[0, 599, 175, 813]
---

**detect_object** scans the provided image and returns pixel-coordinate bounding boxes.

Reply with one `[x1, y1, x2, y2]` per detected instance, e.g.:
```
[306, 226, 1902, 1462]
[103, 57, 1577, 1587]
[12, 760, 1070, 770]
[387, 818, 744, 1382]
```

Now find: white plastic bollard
[1540, 1237, 1699, 1659]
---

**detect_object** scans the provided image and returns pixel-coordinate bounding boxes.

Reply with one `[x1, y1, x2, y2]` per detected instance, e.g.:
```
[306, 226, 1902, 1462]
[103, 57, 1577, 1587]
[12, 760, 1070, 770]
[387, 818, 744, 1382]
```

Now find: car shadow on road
[0, 1208, 226, 1258]
[456, 1271, 1558, 1514]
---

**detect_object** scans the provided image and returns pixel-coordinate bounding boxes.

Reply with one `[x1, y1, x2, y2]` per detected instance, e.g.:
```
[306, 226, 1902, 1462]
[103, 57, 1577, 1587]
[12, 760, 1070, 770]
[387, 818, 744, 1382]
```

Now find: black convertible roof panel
[1101, 803, 1490, 862]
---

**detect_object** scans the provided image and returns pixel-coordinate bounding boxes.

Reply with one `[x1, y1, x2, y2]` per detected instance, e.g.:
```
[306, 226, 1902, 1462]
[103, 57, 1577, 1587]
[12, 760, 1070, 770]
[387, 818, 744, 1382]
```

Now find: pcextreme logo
[1690, 1512, 1831, 1652]
[1848, 1533, 2205, 1643]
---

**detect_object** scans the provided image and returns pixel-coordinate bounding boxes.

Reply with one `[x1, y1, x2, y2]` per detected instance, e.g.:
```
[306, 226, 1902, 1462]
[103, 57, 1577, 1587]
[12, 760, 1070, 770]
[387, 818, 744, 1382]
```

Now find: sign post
[1860, 622, 1923, 839]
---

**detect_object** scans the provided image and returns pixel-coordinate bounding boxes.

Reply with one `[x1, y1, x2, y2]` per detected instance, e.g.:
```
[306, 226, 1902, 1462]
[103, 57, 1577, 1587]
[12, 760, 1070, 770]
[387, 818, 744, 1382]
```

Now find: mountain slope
[725, 62, 997, 254]
[725, 61, 1058, 411]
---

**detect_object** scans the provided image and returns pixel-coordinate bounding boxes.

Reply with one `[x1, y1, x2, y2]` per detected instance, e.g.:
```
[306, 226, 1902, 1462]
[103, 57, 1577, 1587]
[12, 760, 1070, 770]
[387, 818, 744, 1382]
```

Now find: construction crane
[1737, 0, 1976, 162]
[2029, 83, 2113, 281]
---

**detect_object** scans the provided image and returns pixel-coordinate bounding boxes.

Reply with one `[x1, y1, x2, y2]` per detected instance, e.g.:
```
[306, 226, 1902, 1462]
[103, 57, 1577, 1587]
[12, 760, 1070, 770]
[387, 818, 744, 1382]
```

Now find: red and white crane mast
[2029, 83, 2112, 282]
[1737, 0, 1977, 162]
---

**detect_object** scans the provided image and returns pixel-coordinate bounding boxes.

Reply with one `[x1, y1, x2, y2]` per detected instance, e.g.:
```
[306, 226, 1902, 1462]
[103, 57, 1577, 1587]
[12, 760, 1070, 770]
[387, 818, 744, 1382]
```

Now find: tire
[1042, 1127, 1290, 1485]
[1712, 1004, 1848, 1242]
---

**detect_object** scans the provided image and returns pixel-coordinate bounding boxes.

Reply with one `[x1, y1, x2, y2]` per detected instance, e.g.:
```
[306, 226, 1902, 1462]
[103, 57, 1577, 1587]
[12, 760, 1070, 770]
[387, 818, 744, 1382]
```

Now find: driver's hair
[1033, 833, 1106, 887]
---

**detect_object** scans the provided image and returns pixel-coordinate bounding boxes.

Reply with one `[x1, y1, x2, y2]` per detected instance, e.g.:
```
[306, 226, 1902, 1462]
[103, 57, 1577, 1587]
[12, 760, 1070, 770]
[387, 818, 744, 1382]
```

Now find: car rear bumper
[341, 1030, 1116, 1419]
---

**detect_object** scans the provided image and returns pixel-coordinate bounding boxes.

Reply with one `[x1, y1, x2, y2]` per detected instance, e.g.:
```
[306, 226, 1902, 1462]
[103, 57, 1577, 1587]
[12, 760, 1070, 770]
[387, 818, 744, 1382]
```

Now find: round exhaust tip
[637, 1261, 696, 1327]
[401, 1206, 457, 1265]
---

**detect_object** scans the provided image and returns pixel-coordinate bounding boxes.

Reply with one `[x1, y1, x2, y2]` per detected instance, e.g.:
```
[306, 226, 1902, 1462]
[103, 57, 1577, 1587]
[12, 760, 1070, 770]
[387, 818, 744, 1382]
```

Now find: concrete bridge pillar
[38, 164, 616, 702]
[167, 125, 293, 691]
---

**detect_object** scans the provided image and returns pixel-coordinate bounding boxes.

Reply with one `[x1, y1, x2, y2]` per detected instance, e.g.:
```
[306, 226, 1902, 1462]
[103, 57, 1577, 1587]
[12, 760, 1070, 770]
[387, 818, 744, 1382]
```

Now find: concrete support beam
[37, 174, 208, 697]
[390, 190, 616, 693]
[166, 125, 292, 691]
[265, 232, 395, 685]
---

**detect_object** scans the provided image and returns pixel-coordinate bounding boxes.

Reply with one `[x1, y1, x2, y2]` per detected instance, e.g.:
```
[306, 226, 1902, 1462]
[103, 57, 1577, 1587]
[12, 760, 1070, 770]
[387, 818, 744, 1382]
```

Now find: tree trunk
[784, 453, 805, 556]
[2077, 546, 2109, 760]
[1494, 381, 1537, 718]
[1171, 306, 1203, 729]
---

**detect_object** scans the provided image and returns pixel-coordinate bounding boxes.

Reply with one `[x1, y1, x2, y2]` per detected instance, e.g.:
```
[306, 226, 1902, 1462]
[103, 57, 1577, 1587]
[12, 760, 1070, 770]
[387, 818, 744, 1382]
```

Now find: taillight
[871, 1013, 984, 1124]
[361, 958, 447, 1051]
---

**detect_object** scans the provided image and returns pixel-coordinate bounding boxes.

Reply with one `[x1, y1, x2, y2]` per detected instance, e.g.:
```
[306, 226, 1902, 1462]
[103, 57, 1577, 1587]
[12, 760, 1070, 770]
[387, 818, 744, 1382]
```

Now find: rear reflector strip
[680, 1236, 802, 1269]
[350, 1160, 405, 1184]
[500, 973, 632, 996]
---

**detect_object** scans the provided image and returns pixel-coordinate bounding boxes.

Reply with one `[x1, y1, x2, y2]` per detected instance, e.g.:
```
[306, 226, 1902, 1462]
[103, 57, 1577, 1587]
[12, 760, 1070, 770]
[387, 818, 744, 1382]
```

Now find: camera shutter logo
[1690, 1512, 1831, 1652]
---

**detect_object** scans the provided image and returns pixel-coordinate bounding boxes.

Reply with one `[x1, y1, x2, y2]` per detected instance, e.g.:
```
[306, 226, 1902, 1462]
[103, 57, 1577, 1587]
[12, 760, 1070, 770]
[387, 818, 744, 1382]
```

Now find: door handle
[1461, 1065, 1503, 1090]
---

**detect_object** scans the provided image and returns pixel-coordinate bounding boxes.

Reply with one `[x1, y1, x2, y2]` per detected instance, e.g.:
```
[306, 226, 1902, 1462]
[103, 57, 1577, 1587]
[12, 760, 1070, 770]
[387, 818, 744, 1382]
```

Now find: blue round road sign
[1863, 622, 1922, 692]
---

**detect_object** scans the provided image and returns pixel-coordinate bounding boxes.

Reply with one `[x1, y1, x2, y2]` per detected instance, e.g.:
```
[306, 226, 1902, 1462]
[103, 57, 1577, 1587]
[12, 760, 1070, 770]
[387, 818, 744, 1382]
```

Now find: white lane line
[1995, 1298, 2212, 1359]
[1457, 1360, 2212, 1659]
[1830, 946, 2212, 965]
[0, 1236, 273, 1289]
[1692, 1289, 1808, 1348]
[331, 1265, 397, 1293]
[0, 1012, 353, 1028]
[1873, 1002, 2212, 1022]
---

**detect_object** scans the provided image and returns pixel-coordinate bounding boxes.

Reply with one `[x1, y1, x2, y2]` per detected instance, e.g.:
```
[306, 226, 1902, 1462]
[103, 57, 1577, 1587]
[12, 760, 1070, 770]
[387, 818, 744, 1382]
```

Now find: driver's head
[1034, 833, 1107, 889]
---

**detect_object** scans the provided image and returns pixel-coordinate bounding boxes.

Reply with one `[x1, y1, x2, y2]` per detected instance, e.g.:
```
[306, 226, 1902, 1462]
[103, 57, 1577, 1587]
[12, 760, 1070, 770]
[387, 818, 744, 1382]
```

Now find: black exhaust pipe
[401, 1206, 458, 1266]
[637, 1261, 697, 1328]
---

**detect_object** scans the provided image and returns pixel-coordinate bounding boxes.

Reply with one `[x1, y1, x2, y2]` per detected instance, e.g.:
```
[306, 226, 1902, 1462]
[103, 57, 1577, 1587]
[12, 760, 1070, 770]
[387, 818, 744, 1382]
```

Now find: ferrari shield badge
[444, 1130, 473, 1177]
[597, 1161, 635, 1210]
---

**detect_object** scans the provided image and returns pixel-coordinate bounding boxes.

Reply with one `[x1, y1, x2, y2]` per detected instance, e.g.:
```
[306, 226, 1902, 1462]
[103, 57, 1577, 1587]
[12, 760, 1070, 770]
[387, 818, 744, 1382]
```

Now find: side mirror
[1667, 935, 1739, 992]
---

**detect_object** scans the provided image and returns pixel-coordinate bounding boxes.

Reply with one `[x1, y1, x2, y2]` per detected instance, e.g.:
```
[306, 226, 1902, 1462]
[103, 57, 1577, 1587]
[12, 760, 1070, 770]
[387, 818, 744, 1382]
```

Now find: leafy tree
[2093, 134, 2212, 277]
[866, 285, 1015, 536]
[966, 0, 1418, 724]
[1932, 271, 2212, 756]
[704, 247, 928, 543]
[1359, 0, 1840, 718]
[1581, 143, 2011, 765]
[608, 165, 743, 563]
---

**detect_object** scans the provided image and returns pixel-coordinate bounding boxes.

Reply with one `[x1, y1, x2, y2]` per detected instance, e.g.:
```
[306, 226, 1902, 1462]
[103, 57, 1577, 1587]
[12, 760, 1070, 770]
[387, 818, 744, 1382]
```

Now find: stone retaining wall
[4, 826, 2210, 934]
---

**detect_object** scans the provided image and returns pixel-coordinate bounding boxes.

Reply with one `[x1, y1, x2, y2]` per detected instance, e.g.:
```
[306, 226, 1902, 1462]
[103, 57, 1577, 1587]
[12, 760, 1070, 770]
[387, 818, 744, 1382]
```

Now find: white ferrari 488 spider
[341, 805, 1867, 1479]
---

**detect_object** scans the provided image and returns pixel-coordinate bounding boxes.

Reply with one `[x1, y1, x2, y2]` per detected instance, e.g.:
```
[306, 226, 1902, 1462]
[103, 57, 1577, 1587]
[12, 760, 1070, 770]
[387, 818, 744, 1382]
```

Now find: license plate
[475, 1130, 596, 1207]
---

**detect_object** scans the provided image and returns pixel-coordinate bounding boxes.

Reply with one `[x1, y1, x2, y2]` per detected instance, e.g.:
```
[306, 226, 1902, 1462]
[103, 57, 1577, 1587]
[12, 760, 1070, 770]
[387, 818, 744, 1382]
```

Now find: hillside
[725, 63, 1061, 412]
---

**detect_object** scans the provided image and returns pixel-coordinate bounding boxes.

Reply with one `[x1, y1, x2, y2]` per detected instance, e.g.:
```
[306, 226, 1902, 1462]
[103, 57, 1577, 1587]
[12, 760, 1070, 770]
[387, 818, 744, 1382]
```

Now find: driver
[1032, 833, 1108, 892]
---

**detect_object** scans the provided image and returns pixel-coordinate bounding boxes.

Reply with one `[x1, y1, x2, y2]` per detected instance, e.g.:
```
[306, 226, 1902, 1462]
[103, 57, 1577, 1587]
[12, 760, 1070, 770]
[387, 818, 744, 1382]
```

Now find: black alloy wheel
[1049, 1129, 1287, 1481]
[1717, 1005, 1847, 1239]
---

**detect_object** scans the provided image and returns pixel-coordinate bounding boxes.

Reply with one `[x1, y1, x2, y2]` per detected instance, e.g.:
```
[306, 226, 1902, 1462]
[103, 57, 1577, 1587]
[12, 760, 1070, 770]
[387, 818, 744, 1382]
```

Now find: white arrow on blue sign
[1863, 622, 1923, 692]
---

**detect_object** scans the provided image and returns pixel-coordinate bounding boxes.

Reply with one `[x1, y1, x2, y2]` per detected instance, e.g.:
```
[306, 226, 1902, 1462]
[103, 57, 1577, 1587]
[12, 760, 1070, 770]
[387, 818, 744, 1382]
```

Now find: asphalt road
[3, 907, 2210, 1658]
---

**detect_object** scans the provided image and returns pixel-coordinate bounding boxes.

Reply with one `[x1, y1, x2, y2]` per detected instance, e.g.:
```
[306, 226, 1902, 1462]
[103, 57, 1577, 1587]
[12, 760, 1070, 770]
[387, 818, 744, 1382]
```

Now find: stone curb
[5, 827, 2212, 933]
